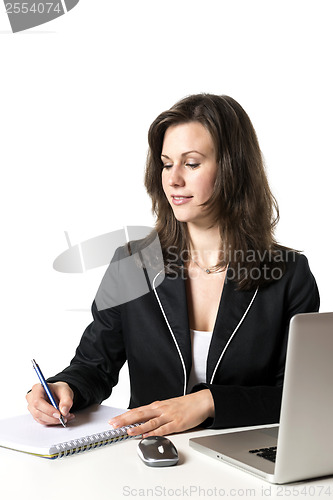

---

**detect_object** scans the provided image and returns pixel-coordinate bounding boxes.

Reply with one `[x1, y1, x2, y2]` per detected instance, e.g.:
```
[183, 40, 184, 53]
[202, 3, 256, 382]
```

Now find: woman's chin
[172, 213, 192, 223]
[172, 211, 213, 227]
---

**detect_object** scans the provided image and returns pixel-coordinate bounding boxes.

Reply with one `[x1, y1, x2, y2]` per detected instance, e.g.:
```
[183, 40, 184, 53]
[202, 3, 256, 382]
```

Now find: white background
[0, 1, 332, 419]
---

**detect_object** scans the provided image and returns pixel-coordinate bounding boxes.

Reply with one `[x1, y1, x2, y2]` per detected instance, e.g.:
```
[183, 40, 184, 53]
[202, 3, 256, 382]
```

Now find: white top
[187, 329, 213, 393]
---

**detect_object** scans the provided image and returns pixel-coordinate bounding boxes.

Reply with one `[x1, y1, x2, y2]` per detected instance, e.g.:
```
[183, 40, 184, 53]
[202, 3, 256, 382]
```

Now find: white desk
[1, 426, 332, 500]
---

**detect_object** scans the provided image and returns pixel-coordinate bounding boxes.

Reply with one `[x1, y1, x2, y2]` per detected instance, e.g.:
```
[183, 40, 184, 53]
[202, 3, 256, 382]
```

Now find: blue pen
[31, 359, 66, 428]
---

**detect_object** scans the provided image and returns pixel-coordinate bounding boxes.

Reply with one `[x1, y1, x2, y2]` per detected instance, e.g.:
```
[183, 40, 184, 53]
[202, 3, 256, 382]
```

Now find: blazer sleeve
[47, 249, 128, 411]
[191, 254, 320, 429]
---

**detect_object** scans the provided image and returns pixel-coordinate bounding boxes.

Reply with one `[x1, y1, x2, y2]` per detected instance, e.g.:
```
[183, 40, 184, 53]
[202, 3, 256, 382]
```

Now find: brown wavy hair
[144, 93, 289, 290]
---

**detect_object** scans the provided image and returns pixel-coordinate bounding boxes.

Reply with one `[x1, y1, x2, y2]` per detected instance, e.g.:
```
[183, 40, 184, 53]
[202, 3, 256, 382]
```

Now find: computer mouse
[137, 436, 179, 467]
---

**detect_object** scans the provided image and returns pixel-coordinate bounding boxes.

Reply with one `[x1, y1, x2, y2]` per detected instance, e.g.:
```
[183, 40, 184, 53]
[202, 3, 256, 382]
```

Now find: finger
[56, 388, 74, 416]
[28, 401, 75, 426]
[41, 381, 74, 418]
[127, 415, 170, 437]
[26, 382, 49, 403]
[27, 383, 74, 425]
[28, 404, 64, 426]
[109, 405, 161, 430]
[27, 384, 57, 417]
[32, 412, 75, 426]
[141, 422, 175, 438]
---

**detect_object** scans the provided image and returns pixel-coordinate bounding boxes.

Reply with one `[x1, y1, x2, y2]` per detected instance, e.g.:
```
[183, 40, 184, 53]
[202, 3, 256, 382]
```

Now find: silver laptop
[189, 312, 333, 484]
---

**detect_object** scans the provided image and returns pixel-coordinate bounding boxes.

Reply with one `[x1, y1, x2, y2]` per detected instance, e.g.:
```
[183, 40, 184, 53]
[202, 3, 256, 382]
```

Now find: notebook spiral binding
[53, 423, 141, 459]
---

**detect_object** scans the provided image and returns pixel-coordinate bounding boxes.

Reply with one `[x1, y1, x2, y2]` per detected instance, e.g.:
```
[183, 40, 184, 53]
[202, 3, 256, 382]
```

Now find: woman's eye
[162, 164, 172, 169]
[186, 163, 200, 169]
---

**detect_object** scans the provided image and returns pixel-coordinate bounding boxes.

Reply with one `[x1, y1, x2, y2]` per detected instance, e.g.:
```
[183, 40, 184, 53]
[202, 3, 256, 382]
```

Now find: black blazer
[48, 248, 319, 429]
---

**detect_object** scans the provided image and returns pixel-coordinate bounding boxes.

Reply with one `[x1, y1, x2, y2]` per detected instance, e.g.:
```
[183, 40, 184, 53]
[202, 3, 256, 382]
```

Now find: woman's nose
[168, 165, 185, 186]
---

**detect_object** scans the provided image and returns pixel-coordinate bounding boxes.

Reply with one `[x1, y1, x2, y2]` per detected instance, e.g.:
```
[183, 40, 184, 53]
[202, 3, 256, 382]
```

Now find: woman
[27, 94, 319, 436]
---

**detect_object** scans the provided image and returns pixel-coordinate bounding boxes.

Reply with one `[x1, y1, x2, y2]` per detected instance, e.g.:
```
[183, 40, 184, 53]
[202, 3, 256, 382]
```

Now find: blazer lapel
[206, 276, 258, 383]
[154, 268, 192, 374]
[153, 265, 258, 387]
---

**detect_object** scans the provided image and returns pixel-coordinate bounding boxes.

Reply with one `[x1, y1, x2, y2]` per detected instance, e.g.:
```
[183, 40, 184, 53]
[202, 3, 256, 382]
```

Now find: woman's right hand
[26, 381, 75, 426]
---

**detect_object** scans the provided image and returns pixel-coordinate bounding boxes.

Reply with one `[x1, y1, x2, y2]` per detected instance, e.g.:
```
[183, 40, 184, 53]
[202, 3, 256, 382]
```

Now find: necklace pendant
[205, 269, 211, 274]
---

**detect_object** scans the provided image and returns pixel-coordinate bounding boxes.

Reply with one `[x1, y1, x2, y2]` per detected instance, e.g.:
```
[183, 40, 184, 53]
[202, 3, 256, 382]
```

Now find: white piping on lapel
[209, 286, 259, 384]
[153, 270, 187, 396]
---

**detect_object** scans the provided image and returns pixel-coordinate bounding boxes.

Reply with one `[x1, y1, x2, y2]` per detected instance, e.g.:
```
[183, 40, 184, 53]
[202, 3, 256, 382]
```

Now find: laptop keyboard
[249, 446, 277, 463]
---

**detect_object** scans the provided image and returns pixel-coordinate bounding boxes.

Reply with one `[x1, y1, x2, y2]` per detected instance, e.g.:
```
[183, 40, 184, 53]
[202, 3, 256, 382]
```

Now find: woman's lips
[171, 195, 193, 206]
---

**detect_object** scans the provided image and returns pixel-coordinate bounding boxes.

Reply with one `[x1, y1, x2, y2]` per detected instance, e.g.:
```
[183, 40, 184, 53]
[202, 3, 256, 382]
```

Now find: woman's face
[161, 121, 218, 227]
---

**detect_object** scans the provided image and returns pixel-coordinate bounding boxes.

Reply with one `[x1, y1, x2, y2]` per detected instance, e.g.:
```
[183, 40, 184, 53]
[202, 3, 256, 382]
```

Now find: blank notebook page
[0, 405, 127, 457]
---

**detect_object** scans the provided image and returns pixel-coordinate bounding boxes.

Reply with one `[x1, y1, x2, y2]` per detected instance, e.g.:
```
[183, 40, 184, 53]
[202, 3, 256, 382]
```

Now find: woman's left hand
[109, 389, 215, 437]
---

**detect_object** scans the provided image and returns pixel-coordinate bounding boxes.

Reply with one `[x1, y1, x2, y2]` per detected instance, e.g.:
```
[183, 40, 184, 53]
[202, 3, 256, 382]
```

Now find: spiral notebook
[0, 404, 139, 459]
